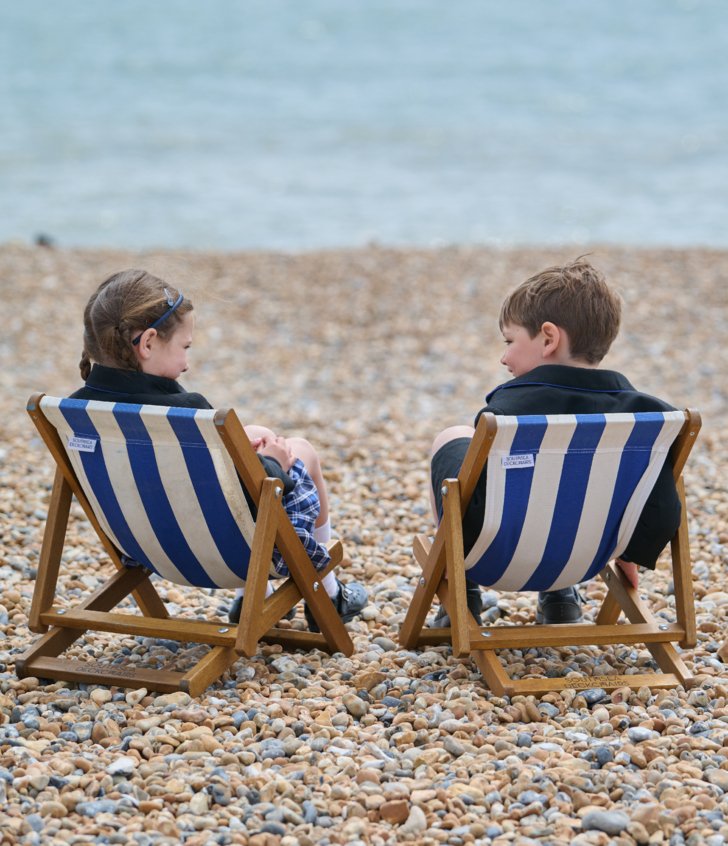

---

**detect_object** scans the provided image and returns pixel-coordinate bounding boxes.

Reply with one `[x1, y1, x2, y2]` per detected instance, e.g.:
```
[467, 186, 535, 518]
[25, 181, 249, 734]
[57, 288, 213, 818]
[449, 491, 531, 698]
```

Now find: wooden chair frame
[399, 410, 702, 696]
[18, 394, 353, 696]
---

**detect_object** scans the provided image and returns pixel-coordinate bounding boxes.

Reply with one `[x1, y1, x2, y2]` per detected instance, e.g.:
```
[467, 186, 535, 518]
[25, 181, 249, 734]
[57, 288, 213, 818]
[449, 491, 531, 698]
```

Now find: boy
[430, 259, 681, 625]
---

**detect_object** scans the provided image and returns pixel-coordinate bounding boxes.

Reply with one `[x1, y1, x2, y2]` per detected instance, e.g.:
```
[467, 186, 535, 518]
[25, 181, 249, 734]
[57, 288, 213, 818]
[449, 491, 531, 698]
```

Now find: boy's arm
[619, 460, 681, 569]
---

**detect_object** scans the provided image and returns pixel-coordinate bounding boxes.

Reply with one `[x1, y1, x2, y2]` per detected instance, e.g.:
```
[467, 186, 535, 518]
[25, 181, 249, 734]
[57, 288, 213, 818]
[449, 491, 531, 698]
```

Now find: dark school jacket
[69, 364, 295, 496]
[471, 365, 682, 570]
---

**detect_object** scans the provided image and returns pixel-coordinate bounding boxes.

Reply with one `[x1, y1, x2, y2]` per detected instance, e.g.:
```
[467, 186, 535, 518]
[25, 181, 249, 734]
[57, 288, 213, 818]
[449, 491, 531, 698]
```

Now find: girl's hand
[257, 435, 295, 471]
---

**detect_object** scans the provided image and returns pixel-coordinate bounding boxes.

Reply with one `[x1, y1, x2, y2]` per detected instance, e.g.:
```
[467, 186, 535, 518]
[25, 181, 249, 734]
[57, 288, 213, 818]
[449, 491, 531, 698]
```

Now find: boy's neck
[553, 355, 599, 369]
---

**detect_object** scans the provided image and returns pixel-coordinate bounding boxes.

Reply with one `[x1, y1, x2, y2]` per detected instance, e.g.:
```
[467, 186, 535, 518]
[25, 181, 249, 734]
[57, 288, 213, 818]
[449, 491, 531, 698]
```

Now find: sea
[1, 0, 727, 251]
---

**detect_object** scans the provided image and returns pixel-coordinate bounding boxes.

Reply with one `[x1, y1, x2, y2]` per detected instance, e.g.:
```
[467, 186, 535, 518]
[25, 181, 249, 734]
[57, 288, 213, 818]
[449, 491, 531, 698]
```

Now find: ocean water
[1, 0, 727, 251]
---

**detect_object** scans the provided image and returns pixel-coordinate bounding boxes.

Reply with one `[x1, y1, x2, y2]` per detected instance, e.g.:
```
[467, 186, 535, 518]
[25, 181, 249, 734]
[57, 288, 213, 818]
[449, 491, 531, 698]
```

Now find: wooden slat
[260, 627, 332, 652]
[40, 610, 239, 645]
[469, 622, 684, 650]
[20, 657, 186, 693]
[488, 672, 682, 697]
[413, 621, 684, 650]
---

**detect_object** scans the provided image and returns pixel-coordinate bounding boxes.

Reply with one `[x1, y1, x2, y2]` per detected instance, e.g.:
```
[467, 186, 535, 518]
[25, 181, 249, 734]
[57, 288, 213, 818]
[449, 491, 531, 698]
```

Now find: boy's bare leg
[429, 425, 475, 524]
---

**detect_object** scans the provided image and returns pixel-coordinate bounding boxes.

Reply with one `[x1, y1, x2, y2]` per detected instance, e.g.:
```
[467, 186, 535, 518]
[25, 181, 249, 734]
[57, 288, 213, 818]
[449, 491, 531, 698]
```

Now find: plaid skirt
[271, 459, 331, 576]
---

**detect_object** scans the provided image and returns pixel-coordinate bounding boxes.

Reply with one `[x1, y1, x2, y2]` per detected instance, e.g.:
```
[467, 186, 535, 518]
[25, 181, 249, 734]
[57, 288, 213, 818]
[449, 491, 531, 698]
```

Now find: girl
[72, 269, 367, 630]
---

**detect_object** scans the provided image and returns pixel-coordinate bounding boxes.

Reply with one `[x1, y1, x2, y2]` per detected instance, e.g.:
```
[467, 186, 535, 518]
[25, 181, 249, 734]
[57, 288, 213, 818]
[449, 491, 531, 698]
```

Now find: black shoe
[430, 581, 484, 628]
[228, 595, 295, 625]
[536, 586, 583, 624]
[304, 579, 368, 633]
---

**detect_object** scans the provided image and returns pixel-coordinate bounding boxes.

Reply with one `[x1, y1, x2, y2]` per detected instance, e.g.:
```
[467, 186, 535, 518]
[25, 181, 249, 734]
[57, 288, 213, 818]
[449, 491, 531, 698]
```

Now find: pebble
[3, 245, 728, 846]
[628, 727, 658, 743]
[582, 810, 631, 835]
[401, 805, 427, 834]
[342, 692, 368, 718]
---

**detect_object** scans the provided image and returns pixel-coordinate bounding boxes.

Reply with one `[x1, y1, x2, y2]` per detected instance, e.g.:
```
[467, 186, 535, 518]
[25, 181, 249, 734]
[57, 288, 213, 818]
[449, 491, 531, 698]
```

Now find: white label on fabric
[501, 453, 535, 469]
[68, 435, 97, 453]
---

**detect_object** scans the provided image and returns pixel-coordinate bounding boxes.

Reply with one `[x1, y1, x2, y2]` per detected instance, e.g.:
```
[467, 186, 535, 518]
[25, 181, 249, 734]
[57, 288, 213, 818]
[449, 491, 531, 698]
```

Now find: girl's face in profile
[139, 311, 194, 380]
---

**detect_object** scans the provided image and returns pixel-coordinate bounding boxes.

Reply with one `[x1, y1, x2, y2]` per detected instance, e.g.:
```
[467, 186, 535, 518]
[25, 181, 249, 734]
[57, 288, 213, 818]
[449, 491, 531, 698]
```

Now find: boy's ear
[540, 321, 563, 359]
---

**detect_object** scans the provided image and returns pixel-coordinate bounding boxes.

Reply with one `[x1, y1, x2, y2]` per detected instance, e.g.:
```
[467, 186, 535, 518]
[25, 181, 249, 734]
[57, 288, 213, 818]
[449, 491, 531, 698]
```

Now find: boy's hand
[616, 558, 639, 589]
[257, 435, 295, 472]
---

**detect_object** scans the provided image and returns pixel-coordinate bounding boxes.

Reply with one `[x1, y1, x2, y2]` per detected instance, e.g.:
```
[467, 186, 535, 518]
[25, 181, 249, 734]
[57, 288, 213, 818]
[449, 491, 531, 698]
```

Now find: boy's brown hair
[499, 258, 621, 364]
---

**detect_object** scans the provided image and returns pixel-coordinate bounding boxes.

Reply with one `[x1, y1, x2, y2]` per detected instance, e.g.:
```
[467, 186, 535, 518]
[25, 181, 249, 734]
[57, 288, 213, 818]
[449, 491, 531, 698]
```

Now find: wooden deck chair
[18, 394, 354, 696]
[400, 409, 701, 696]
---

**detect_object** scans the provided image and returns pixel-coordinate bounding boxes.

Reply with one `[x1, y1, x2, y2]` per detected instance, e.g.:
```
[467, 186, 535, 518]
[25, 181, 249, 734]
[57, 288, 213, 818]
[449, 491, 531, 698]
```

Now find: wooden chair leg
[236, 479, 283, 656]
[399, 534, 447, 649]
[442, 480, 470, 658]
[181, 647, 239, 697]
[671, 479, 696, 648]
[29, 469, 72, 633]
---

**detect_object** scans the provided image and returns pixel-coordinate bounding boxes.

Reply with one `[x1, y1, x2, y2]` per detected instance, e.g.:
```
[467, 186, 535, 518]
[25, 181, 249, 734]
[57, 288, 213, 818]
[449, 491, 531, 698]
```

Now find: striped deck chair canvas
[19, 394, 353, 696]
[400, 409, 701, 696]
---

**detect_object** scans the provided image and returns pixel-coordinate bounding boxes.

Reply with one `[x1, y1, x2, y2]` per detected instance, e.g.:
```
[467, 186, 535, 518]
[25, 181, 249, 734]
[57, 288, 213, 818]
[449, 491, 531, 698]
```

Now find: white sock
[322, 570, 339, 598]
[235, 582, 274, 599]
[313, 518, 331, 544]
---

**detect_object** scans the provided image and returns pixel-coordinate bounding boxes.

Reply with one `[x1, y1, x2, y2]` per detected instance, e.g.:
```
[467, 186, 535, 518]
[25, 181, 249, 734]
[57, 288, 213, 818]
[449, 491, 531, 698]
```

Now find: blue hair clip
[132, 288, 184, 345]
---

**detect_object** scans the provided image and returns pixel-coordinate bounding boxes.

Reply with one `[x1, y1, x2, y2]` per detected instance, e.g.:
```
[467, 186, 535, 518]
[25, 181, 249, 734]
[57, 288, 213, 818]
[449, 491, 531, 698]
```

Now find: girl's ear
[133, 328, 158, 362]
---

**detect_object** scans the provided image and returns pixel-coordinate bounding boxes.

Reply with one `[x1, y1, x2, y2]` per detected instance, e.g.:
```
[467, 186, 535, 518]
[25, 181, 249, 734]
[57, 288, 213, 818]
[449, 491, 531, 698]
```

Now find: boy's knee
[431, 425, 475, 457]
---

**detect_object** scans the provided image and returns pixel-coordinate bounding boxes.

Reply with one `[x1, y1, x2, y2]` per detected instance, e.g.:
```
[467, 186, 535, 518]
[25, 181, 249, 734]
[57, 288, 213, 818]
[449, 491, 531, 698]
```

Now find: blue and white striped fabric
[41, 397, 257, 589]
[464, 411, 685, 592]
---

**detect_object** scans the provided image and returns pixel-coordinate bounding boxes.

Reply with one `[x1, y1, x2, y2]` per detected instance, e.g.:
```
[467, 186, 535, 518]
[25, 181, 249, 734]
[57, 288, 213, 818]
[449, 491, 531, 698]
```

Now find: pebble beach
[1, 243, 727, 846]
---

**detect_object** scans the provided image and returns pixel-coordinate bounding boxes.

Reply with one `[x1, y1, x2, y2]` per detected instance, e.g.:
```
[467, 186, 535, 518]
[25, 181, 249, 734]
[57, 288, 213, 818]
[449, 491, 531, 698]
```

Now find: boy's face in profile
[500, 322, 546, 377]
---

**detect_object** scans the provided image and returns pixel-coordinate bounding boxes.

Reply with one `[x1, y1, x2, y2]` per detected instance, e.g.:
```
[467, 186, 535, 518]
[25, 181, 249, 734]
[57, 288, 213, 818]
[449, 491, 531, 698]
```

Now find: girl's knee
[288, 437, 321, 469]
[431, 425, 475, 457]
